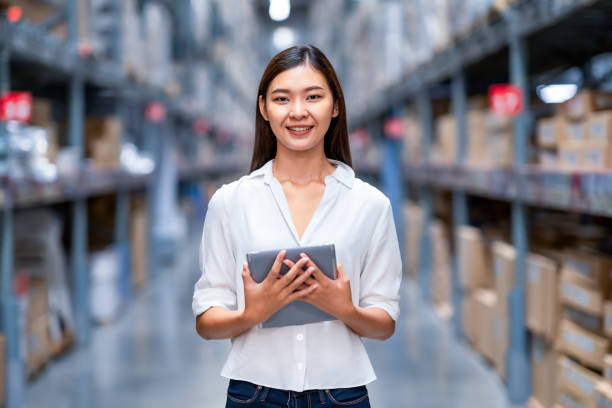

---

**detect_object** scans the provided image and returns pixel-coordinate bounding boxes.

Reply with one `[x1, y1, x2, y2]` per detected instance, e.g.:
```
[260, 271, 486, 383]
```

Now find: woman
[193, 45, 402, 408]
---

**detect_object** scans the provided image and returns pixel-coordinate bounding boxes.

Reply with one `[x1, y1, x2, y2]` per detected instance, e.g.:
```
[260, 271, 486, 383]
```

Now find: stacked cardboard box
[530, 335, 558, 408]
[403, 202, 423, 279]
[526, 253, 560, 341]
[26, 278, 51, 378]
[457, 226, 492, 291]
[130, 199, 148, 289]
[431, 220, 452, 309]
[555, 90, 612, 170]
[557, 355, 603, 407]
[490, 241, 515, 378]
[85, 117, 122, 170]
[433, 114, 456, 165]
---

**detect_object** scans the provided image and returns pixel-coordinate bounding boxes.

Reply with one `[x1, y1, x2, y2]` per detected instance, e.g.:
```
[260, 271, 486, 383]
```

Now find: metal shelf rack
[350, 0, 612, 404]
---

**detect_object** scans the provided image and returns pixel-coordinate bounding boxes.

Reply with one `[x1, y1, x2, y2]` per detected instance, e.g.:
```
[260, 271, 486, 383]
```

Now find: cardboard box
[85, 117, 122, 170]
[527, 253, 559, 341]
[562, 251, 612, 290]
[5, 0, 67, 39]
[493, 313, 508, 380]
[558, 355, 602, 402]
[595, 381, 612, 408]
[26, 314, 50, 377]
[474, 289, 497, 362]
[404, 202, 423, 279]
[560, 269, 605, 316]
[462, 293, 479, 346]
[564, 90, 612, 121]
[538, 149, 558, 168]
[487, 132, 513, 168]
[605, 302, 612, 338]
[558, 319, 609, 371]
[467, 111, 487, 165]
[537, 116, 563, 148]
[436, 114, 457, 165]
[582, 141, 612, 170]
[563, 305, 603, 334]
[561, 121, 588, 144]
[605, 355, 612, 383]
[558, 143, 583, 169]
[457, 226, 492, 290]
[492, 241, 515, 317]
[588, 111, 612, 143]
[27, 278, 48, 326]
[130, 204, 148, 289]
[531, 336, 558, 408]
[431, 220, 451, 304]
[557, 386, 593, 408]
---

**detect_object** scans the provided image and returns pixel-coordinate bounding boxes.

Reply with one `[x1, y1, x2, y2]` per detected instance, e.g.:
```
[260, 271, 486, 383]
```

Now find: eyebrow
[270, 86, 325, 94]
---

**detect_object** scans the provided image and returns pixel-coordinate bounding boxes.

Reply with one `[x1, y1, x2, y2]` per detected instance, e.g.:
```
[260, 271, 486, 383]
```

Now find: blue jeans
[225, 379, 371, 408]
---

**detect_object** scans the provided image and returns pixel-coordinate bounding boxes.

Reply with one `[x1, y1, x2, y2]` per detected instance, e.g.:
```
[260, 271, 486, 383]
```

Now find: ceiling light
[536, 84, 578, 104]
[269, 0, 290, 22]
[272, 27, 296, 51]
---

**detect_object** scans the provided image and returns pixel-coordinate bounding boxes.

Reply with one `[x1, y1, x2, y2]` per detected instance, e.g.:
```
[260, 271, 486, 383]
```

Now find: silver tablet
[246, 244, 337, 328]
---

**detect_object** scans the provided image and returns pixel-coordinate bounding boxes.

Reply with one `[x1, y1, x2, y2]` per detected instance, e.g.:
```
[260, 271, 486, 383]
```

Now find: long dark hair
[249, 45, 352, 173]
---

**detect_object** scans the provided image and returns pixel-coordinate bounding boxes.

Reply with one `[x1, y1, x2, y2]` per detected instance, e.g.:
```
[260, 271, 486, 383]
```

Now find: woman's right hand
[241, 250, 318, 326]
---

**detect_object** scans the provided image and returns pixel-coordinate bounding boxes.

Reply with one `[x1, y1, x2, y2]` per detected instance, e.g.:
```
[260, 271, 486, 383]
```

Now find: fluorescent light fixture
[272, 26, 296, 51]
[269, 0, 290, 22]
[536, 84, 578, 104]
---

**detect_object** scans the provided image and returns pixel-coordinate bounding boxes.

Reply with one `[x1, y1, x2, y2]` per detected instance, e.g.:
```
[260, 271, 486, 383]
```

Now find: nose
[289, 99, 307, 119]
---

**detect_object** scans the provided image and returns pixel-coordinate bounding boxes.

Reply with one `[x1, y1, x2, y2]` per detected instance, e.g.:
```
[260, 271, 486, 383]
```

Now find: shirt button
[297, 334, 304, 341]
[297, 363, 304, 370]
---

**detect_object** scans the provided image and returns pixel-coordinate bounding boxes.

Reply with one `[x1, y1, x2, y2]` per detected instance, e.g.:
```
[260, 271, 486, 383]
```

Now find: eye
[307, 95, 322, 101]
[273, 96, 288, 103]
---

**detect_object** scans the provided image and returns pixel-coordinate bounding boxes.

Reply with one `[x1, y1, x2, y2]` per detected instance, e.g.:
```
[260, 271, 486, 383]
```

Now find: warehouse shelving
[0, 2, 240, 407]
[348, 0, 612, 404]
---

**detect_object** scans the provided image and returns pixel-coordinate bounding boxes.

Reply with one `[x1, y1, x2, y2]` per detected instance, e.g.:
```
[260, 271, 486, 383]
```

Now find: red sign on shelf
[489, 84, 523, 116]
[0, 92, 32, 123]
[145, 102, 166, 123]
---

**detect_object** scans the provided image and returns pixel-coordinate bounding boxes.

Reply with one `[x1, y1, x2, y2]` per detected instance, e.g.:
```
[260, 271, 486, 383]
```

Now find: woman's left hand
[283, 254, 355, 320]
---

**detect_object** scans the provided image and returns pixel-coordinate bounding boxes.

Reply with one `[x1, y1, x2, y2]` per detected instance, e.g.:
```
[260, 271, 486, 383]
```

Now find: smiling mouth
[286, 126, 314, 136]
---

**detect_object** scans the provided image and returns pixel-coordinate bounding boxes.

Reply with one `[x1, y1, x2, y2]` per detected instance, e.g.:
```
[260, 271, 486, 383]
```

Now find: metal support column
[0, 42, 24, 408]
[451, 69, 468, 338]
[416, 89, 433, 302]
[115, 102, 131, 300]
[380, 115, 405, 263]
[144, 119, 160, 278]
[507, 24, 531, 404]
[69, 76, 90, 346]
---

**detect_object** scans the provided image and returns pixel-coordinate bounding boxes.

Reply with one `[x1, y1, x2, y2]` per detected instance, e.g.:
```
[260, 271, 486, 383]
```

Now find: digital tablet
[246, 244, 337, 328]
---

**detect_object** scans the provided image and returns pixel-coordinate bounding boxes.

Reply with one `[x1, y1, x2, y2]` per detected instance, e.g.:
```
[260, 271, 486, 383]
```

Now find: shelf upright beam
[450, 69, 468, 338]
[115, 102, 131, 301]
[0, 41, 25, 408]
[416, 88, 433, 303]
[379, 115, 405, 262]
[507, 15, 531, 404]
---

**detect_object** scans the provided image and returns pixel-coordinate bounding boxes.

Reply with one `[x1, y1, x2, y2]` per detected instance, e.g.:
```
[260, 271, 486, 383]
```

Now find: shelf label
[145, 102, 166, 123]
[489, 84, 522, 116]
[1, 92, 32, 123]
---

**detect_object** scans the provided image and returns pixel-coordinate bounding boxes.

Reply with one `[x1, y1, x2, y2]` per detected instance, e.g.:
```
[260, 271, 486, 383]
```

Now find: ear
[332, 100, 339, 118]
[259, 95, 269, 121]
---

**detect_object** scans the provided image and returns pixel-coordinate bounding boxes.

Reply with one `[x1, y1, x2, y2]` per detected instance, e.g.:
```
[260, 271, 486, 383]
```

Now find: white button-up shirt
[192, 158, 402, 391]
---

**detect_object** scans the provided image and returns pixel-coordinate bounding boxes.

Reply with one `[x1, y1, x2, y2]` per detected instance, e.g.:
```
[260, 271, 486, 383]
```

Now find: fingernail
[243, 263, 247, 268]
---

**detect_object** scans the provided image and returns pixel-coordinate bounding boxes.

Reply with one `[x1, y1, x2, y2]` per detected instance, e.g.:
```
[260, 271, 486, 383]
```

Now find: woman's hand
[241, 250, 318, 326]
[285, 254, 355, 320]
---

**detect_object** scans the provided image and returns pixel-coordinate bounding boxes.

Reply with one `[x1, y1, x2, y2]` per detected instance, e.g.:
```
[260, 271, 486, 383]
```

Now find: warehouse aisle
[26, 235, 514, 408]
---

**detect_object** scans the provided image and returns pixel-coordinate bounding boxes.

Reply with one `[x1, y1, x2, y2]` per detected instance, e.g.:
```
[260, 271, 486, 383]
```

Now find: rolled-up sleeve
[192, 186, 237, 317]
[359, 198, 402, 321]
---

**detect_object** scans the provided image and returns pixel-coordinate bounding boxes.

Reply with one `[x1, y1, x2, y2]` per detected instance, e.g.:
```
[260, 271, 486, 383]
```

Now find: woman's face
[259, 64, 339, 153]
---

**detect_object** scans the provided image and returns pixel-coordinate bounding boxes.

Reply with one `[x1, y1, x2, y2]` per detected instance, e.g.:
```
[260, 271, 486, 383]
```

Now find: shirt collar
[248, 158, 355, 189]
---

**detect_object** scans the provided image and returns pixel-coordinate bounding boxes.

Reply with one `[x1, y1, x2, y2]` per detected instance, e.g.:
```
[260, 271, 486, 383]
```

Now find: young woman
[193, 45, 402, 408]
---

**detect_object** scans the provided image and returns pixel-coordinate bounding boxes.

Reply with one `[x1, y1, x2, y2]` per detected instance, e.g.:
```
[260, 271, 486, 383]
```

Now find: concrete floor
[27, 235, 519, 407]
